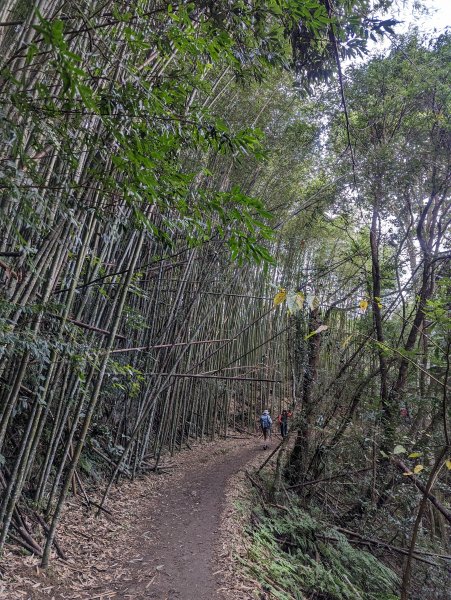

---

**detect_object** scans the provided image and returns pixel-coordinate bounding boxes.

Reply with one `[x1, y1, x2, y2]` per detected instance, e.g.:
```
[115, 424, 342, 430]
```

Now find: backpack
[260, 414, 271, 429]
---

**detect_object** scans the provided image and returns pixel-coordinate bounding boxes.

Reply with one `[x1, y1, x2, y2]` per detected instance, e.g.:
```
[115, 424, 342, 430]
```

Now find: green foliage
[246, 500, 399, 600]
[3, 5, 284, 265]
[107, 360, 144, 397]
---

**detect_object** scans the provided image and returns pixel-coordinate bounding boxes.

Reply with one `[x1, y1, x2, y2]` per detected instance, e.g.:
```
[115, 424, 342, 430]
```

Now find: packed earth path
[2, 436, 264, 600]
[110, 438, 259, 600]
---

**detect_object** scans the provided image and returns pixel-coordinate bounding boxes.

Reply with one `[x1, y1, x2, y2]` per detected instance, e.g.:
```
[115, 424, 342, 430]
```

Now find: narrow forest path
[108, 439, 259, 600]
[3, 436, 264, 600]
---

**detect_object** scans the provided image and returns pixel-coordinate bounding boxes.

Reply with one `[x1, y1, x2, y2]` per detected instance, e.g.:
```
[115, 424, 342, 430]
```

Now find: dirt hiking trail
[1, 436, 264, 600]
[113, 440, 259, 600]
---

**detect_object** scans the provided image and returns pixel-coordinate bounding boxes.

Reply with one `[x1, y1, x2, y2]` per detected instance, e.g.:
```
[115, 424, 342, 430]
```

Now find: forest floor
[0, 434, 269, 600]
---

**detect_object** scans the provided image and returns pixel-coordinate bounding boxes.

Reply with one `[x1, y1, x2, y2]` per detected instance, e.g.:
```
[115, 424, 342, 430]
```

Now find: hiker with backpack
[278, 409, 292, 438]
[260, 409, 272, 449]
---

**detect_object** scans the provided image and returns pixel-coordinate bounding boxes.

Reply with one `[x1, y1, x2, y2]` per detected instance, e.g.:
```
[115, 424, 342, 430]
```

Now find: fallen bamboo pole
[334, 527, 442, 567]
[110, 338, 231, 354]
[256, 440, 284, 473]
[392, 458, 451, 524]
[287, 467, 373, 489]
[48, 314, 126, 340]
[145, 373, 282, 383]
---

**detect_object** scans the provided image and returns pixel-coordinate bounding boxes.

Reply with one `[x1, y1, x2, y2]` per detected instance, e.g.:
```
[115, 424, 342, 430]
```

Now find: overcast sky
[395, 0, 450, 34]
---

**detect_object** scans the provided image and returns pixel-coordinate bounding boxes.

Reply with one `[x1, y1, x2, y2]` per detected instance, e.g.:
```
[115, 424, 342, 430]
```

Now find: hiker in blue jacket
[260, 409, 272, 449]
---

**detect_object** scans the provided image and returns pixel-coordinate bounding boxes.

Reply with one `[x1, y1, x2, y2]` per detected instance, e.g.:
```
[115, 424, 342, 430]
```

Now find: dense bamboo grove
[0, 1, 450, 598]
[0, 0, 315, 566]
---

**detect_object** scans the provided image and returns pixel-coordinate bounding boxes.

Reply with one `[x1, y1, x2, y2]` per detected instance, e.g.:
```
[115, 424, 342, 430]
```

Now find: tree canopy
[0, 2, 449, 598]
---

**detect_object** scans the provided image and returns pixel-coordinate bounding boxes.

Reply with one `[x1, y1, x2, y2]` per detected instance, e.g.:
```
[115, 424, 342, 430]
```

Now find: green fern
[245, 501, 399, 600]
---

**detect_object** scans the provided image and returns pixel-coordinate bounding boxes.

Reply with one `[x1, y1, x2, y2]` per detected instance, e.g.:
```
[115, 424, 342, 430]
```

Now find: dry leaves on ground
[0, 436, 257, 600]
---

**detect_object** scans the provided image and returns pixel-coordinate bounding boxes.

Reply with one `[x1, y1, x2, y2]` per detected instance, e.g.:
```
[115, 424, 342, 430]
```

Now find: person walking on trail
[260, 409, 272, 450]
[278, 409, 292, 438]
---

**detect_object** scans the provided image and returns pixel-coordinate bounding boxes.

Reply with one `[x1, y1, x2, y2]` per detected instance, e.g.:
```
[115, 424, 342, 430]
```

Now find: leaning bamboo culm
[0, 0, 293, 564]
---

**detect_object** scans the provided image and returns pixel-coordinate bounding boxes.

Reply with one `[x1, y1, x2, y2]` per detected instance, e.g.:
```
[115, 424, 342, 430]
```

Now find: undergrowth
[243, 499, 399, 600]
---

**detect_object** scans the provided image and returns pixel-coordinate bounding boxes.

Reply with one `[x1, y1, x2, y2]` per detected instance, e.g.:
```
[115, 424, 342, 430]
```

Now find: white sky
[394, 0, 451, 34]
[360, 1, 450, 58]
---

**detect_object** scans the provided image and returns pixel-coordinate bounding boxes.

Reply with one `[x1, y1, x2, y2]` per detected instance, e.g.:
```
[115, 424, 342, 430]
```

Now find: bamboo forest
[0, 1, 449, 599]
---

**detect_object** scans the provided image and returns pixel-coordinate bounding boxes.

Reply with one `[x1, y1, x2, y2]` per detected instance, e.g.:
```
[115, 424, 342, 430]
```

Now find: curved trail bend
[3, 437, 264, 600]
[116, 440, 258, 600]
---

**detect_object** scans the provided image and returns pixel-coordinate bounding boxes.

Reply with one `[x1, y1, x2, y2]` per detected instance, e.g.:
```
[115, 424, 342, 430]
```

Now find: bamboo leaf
[274, 289, 287, 306]
[341, 334, 353, 348]
[305, 325, 328, 340]
[359, 299, 368, 312]
[286, 291, 304, 314]
[295, 292, 305, 310]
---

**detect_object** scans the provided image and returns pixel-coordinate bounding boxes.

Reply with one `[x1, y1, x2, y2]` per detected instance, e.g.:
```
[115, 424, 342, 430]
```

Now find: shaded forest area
[0, 1, 449, 599]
